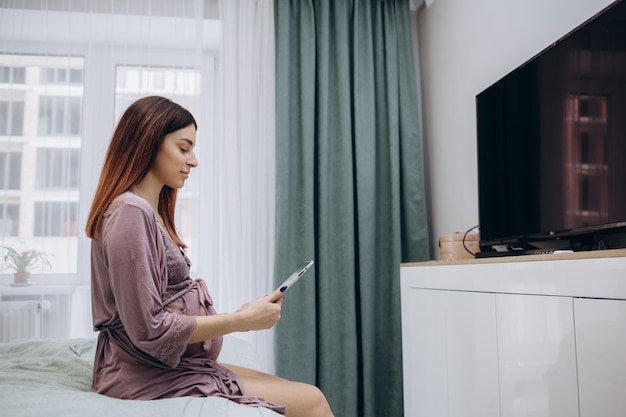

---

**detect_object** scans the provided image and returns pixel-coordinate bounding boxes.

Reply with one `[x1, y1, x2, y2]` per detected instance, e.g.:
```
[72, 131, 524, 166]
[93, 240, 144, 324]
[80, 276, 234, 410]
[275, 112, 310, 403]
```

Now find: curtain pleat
[274, 0, 430, 416]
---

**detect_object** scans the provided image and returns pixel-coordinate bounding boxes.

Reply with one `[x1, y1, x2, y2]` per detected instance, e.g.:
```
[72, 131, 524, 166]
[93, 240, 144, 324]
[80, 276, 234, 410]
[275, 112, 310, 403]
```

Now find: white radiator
[0, 301, 43, 342]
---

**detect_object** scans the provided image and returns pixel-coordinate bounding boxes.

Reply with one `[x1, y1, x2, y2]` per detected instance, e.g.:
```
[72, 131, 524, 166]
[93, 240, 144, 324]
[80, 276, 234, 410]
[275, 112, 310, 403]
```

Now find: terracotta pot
[13, 272, 30, 284]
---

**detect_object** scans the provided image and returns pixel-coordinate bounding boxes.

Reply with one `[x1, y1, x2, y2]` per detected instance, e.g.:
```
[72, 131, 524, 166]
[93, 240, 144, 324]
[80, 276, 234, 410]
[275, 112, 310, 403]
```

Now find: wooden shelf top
[402, 248, 626, 267]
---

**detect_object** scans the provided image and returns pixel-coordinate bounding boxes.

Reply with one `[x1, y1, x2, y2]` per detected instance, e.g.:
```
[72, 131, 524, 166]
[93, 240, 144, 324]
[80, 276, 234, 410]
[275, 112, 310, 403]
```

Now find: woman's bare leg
[222, 363, 334, 417]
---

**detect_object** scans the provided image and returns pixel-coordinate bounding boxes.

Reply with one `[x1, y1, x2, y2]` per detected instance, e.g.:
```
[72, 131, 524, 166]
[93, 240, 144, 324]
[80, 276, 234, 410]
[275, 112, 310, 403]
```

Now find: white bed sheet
[0, 336, 282, 417]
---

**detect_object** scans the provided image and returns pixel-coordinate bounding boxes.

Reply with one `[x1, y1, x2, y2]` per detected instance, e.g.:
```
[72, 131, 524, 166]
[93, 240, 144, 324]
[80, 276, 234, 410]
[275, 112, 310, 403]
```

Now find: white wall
[417, 0, 616, 258]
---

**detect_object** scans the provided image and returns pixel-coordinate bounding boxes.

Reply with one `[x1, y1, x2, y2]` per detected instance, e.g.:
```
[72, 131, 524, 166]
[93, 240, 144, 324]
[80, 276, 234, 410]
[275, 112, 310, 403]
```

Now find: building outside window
[0, 54, 84, 274]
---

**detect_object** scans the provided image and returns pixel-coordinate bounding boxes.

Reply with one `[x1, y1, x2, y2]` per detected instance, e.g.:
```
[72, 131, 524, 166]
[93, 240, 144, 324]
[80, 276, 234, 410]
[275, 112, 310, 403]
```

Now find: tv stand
[400, 249, 626, 417]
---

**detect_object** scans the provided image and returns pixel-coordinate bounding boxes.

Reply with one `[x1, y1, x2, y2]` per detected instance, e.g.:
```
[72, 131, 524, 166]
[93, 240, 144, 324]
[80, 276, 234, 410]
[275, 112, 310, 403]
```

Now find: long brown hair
[85, 96, 197, 248]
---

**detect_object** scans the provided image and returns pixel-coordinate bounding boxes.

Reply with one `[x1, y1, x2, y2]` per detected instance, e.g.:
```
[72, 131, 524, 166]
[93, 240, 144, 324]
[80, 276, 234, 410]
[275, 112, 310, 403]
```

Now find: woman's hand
[189, 289, 285, 344]
[235, 289, 284, 331]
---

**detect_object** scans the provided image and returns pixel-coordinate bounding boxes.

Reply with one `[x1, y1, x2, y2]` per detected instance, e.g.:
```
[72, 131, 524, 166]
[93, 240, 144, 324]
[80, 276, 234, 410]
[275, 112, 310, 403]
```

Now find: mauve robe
[90, 191, 285, 414]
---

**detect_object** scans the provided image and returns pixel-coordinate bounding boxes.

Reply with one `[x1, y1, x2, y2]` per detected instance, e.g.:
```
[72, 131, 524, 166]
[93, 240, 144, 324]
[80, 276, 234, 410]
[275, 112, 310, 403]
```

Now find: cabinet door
[496, 294, 578, 417]
[402, 288, 448, 417]
[445, 290, 500, 417]
[401, 288, 499, 417]
[575, 298, 626, 417]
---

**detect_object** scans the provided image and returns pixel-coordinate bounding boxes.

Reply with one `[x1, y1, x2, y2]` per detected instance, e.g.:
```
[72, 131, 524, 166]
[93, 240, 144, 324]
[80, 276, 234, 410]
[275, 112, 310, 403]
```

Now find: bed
[0, 335, 282, 417]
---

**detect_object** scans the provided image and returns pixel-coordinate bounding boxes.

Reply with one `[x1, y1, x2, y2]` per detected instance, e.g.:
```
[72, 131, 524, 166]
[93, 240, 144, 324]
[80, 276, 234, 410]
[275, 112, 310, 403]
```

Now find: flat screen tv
[476, 0, 626, 256]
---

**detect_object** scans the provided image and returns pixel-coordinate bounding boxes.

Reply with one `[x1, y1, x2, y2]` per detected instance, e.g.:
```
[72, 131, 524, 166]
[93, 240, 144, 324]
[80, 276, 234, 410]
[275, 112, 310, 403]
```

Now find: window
[0, 101, 24, 136]
[38, 96, 82, 136]
[35, 148, 80, 190]
[0, 5, 220, 344]
[0, 151, 22, 189]
[34, 201, 78, 237]
[0, 54, 84, 274]
[114, 66, 201, 119]
[0, 66, 26, 83]
[41, 68, 83, 85]
[1, 12, 217, 282]
[0, 203, 19, 236]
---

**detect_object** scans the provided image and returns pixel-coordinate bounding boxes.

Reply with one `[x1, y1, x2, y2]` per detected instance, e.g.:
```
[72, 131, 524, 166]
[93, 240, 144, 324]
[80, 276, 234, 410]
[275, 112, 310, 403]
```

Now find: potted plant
[1, 246, 53, 285]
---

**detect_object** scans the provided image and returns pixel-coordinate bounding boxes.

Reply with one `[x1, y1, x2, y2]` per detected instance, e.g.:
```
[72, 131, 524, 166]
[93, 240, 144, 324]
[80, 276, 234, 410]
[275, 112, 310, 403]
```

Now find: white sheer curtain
[216, 0, 276, 373]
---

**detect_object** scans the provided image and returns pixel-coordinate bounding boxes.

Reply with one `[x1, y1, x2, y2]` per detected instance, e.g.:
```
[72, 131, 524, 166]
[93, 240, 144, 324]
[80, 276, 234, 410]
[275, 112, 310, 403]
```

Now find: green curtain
[273, 1, 430, 416]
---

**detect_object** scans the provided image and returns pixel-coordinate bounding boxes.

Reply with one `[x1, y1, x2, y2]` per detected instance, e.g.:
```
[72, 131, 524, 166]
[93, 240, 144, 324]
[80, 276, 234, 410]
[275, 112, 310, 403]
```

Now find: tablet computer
[277, 260, 314, 293]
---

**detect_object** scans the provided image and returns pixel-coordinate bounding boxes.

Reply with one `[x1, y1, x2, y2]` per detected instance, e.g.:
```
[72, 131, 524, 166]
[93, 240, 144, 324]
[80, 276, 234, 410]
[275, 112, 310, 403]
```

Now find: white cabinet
[575, 298, 626, 417]
[401, 289, 447, 417]
[401, 289, 499, 417]
[400, 250, 626, 417]
[495, 294, 578, 417]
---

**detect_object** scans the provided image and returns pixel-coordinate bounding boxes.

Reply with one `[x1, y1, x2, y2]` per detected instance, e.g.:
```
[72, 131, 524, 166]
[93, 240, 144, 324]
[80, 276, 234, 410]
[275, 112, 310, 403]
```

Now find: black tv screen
[476, 0, 626, 254]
